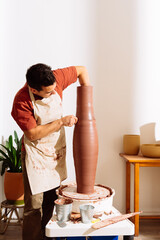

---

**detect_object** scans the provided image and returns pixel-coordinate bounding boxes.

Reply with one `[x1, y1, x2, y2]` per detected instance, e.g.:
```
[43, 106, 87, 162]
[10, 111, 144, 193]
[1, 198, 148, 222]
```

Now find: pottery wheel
[57, 183, 115, 214]
[58, 184, 112, 200]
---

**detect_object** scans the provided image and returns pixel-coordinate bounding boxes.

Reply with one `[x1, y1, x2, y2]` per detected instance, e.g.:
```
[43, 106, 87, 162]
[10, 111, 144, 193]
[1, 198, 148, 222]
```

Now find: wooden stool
[0, 200, 24, 234]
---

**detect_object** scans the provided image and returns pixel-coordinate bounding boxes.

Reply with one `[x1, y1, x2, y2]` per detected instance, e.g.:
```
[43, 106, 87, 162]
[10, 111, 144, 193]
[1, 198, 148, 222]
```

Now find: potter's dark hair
[26, 63, 56, 91]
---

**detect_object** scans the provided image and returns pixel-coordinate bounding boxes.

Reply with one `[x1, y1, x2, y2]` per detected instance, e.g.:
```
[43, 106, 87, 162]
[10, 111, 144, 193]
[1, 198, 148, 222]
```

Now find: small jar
[123, 135, 140, 155]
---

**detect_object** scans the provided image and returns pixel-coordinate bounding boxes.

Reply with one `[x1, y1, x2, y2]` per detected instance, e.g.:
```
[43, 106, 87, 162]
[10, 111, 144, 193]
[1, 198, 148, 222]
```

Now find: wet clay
[73, 86, 99, 194]
[57, 184, 113, 200]
[54, 198, 73, 205]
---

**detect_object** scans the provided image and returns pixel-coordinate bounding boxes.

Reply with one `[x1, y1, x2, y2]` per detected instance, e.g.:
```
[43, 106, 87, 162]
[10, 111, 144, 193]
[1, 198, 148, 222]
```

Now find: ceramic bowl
[141, 144, 160, 157]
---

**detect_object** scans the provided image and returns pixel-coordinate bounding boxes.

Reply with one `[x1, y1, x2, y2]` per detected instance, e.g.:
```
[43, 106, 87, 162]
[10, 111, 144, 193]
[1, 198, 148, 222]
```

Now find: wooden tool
[92, 211, 142, 229]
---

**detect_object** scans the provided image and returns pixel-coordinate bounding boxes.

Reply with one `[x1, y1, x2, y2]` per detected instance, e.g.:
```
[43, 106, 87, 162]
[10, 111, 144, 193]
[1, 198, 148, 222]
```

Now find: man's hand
[61, 115, 78, 127]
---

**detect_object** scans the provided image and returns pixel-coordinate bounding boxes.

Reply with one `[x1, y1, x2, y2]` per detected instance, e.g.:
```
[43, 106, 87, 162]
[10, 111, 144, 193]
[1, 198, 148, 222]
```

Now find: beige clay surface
[59, 184, 112, 200]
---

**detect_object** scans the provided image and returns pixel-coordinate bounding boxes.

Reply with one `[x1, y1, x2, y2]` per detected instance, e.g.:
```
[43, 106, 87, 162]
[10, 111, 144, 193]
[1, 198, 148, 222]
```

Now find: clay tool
[92, 211, 142, 229]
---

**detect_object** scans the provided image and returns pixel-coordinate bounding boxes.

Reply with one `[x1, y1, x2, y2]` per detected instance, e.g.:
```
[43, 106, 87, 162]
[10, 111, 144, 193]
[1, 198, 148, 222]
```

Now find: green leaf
[0, 147, 10, 159]
[12, 147, 17, 166]
[5, 141, 9, 149]
[14, 131, 19, 146]
[0, 145, 14, 162]
[8, 135, 13, 152]
[0, 156, 5, 161]
[0, 157, 15, 174]
[17, 137, 22, 153]
[1, 162, 8, 176]
[0, 131, 22, 175]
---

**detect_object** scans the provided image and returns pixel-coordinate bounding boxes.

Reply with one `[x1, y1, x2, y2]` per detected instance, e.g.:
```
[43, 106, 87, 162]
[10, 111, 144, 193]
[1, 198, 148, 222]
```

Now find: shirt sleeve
[11, 101, 37, 132]
[53, 66, 77, 91]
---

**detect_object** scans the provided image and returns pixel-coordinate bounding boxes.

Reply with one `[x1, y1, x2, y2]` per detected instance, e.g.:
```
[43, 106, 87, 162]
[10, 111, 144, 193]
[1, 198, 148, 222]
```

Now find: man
[11, 64, 90, 240]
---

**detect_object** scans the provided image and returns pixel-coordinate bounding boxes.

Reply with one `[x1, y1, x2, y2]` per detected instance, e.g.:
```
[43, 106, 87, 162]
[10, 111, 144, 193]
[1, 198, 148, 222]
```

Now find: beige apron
[24, 88, 67, 195]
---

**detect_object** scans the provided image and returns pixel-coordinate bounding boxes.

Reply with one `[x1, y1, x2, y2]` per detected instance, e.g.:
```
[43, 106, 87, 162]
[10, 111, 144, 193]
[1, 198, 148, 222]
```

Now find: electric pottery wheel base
[56, 183, 115, 215]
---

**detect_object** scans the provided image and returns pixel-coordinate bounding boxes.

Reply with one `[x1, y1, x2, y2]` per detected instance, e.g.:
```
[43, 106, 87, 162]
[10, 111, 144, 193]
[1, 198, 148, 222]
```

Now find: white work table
[45, 207, 134, 240]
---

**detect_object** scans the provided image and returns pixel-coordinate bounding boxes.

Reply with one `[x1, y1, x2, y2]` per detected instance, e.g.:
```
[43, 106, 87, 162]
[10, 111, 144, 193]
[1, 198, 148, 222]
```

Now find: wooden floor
[0, 219, 160, 240]
[121, 219, 160, 240]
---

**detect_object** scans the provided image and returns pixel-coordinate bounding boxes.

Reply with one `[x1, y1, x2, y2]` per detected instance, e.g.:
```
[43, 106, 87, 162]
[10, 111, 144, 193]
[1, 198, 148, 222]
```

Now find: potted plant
[0, 131, 24, 205]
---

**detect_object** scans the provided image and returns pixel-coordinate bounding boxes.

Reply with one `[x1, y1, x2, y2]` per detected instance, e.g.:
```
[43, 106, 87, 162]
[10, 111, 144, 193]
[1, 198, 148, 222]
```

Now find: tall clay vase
[73, 86, 98, 194]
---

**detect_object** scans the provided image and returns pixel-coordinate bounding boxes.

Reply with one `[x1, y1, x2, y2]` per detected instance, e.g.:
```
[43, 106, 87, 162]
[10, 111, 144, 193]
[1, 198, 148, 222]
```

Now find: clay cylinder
[73, 86, 98, 194]
[123, 135, 140, 155]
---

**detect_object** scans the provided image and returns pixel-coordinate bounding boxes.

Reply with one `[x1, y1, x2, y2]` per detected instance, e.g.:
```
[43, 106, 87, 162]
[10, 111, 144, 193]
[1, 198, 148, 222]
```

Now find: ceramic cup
[79, 204, 95, 224]
[54, 198, 73, 222]
[123, 134, 140, 155]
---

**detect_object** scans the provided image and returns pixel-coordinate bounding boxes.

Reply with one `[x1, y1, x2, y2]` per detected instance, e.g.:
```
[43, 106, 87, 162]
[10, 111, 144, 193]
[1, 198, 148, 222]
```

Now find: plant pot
[123, 135, 140, 155]
[4, 171, 24, 205]
[73, 86, 98, 194]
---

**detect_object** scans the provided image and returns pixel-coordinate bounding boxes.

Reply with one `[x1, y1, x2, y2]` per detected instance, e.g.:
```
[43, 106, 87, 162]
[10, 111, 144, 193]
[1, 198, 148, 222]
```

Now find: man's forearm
[24, 115, 78, 141]
[75, 66, 90, 86]
[24, 119, 63, 141]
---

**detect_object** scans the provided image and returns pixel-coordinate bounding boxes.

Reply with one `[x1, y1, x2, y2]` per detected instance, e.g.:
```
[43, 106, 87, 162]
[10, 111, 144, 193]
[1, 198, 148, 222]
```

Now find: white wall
[95, 0, 160, 214]
[1, 0, 160, 214]
[94, 0, 138, 212]
[0, 0, 97, 202]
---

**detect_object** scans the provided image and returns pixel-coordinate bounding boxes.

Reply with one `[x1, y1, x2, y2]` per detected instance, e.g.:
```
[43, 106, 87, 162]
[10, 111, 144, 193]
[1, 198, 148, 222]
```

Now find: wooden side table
[0, 200, 24, 234]
[120, 153, 160, 236]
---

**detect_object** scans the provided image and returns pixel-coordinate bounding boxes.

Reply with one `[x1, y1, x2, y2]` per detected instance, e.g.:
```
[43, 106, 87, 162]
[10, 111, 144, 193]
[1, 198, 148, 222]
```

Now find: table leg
[134, 163, 139, 236]
[123, 236, 134, 240]
[126, 162, 131, 214]
[14, 208, 23, 226]
[0, 208, 14, 234]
